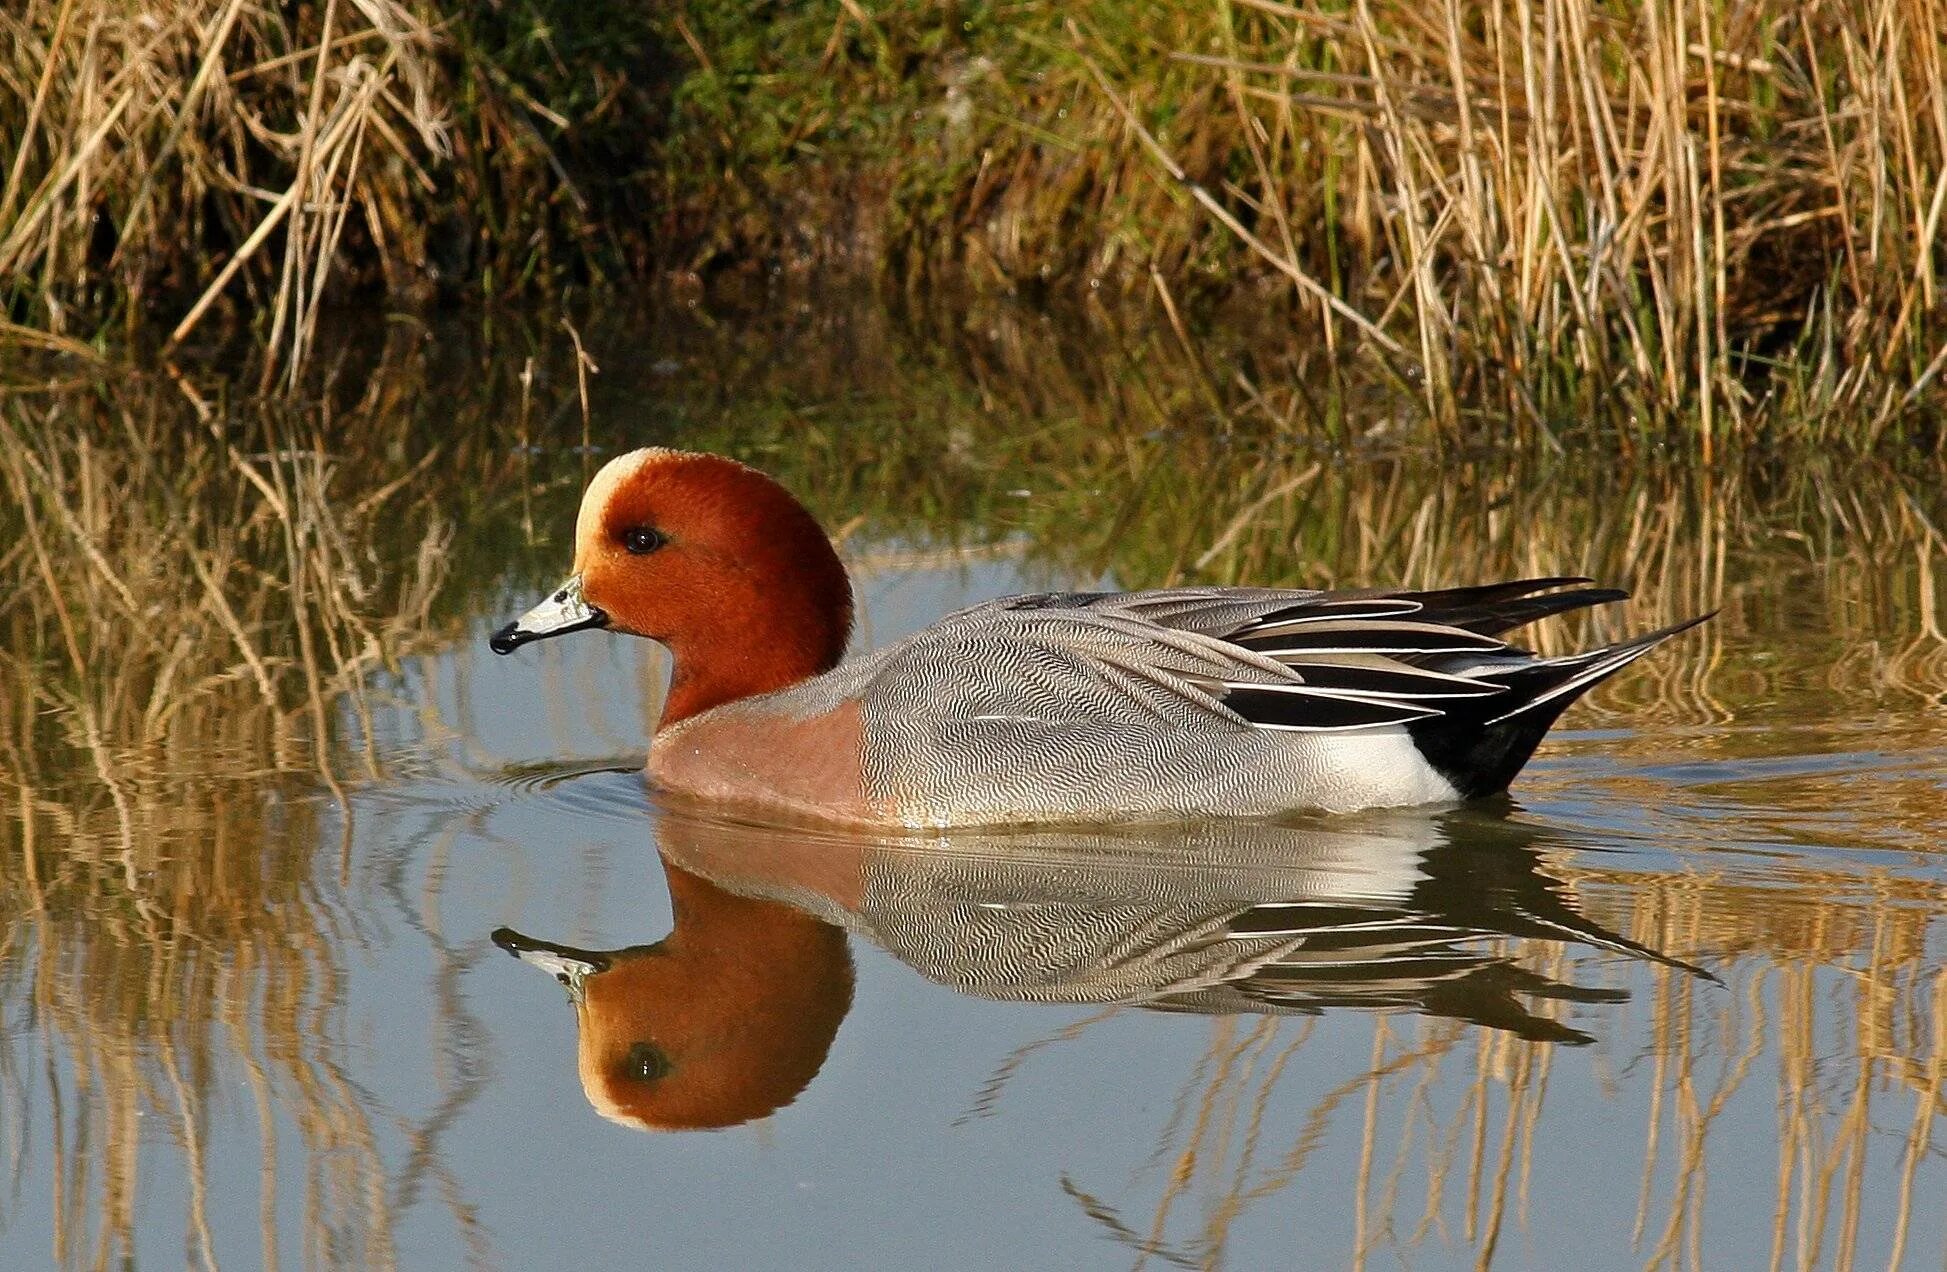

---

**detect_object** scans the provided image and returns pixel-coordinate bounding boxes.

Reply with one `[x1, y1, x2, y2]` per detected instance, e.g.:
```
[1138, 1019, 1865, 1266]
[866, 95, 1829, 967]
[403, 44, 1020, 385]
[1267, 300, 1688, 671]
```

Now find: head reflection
[498, 806, 1704, 1130]
[494, 861, 854, 1131]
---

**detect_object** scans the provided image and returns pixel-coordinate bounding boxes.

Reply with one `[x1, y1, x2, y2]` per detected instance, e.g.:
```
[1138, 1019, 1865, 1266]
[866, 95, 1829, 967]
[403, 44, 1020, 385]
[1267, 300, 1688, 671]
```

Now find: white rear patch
[1279, 728, 1462, 813]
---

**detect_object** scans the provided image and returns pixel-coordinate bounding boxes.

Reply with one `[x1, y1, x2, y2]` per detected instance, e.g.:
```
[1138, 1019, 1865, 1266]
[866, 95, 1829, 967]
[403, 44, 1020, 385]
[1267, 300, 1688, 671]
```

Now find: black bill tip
[488, 603, 608, 655]
[492, 927, 613, 981]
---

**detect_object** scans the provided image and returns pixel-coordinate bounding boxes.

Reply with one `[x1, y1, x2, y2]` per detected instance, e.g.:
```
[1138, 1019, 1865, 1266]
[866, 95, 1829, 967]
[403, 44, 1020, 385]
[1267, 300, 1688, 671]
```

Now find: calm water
[2, 302, 1943, 1270]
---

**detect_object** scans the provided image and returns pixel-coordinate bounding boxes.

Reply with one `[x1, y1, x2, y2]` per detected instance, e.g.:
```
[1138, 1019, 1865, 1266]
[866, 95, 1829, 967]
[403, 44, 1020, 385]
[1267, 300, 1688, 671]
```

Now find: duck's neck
[658, 564, 852, 729]
[661, 861, 847, 966]
[656, 862, 854, 1034]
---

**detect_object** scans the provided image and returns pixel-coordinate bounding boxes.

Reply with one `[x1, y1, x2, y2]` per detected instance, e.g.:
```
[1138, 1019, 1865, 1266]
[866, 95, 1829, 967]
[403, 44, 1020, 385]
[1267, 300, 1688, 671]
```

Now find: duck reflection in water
[494, 807, 1708, 1132]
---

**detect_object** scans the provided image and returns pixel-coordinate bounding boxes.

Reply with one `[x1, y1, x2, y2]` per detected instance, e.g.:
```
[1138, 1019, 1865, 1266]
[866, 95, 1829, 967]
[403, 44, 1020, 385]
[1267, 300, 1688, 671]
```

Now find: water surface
[1, 302, 1942, 1270]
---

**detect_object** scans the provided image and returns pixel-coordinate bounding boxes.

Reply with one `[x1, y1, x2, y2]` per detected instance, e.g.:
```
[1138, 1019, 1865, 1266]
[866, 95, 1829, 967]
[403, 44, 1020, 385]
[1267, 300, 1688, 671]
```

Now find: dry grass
[6, 1, 1944, 443]
[1069, 0, 1947, 442]
[0, 0, 664, 386]
[664, 0, 1947, 443]
[0, 0, 450, 384]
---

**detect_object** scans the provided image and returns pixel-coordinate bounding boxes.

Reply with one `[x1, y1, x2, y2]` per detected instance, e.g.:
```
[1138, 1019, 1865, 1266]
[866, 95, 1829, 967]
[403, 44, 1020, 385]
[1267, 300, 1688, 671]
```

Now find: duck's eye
[621, 1041, 671, 1083]
[620, 527, 665, 555]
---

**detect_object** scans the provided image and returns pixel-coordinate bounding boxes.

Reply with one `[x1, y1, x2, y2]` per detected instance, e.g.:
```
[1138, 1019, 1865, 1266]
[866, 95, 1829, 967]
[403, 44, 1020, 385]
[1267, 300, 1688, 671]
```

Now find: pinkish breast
[646, 698, 883, 825]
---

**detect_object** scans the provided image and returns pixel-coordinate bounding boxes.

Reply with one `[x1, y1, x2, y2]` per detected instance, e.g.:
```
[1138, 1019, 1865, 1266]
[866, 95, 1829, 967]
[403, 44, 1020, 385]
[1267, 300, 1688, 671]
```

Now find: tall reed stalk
[1074, 0, 1947, 443]
[0, 0, 449, 382]
[665, 0, 1947, 444]
[0, 0, 663, 384]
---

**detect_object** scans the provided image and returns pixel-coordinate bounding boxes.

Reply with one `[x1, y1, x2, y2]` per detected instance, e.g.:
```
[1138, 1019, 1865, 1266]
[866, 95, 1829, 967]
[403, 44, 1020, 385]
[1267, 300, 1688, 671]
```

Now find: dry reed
[6, 1, 1943, 444]
[1054, 0, 1947, 441]
[0, 0, 664, 386]
[0, 0, 450, 384]
[664, 0, 1947, 443]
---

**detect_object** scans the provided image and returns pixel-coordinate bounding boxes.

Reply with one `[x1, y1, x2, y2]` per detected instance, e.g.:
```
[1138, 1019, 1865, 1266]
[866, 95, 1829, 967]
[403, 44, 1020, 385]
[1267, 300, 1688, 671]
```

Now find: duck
[491, 448, 1708, 827]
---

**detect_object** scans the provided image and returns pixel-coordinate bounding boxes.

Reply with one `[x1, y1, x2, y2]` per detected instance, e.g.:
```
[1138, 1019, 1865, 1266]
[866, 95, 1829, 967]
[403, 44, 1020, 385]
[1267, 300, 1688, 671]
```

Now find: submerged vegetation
[3, 0, 1944, 442]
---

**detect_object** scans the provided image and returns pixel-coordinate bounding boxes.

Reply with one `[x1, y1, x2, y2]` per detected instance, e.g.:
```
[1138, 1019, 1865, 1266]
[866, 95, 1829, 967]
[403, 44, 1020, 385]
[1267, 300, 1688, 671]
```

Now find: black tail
[1393, 577, 1632, 637]
[1407, 614, 1712, 798]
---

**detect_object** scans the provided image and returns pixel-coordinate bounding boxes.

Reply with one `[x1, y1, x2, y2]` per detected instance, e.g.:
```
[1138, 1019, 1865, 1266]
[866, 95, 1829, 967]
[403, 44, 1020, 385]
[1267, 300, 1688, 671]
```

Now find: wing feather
[906, 576, 1650, 738]
[1277, 662, 1507, 699]
[1238, 619, 1509, 655]
[1220, 684, 1443, 731]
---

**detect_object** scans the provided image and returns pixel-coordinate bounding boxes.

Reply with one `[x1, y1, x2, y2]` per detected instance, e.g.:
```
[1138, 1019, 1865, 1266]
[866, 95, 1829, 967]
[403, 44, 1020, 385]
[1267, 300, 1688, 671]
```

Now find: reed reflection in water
[0, 299, 1940, 1269]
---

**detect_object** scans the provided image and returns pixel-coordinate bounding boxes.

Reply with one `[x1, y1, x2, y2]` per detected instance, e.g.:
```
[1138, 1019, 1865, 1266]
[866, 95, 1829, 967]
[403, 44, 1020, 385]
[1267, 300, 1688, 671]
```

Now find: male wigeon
[492, 449, 1707, 827]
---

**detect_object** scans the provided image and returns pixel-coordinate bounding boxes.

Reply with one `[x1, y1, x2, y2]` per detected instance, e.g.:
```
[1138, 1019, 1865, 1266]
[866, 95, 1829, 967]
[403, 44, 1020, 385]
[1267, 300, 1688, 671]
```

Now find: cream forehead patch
[574, 448, 670, 565]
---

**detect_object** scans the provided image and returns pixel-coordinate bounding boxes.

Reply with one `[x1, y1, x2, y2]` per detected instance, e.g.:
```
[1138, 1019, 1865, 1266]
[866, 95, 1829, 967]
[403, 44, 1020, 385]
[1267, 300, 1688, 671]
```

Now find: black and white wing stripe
[1215, 595, 1524, 732]
[968, 577, 1698, 739]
